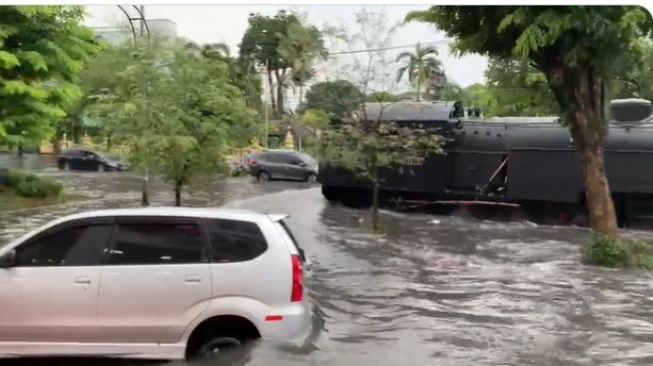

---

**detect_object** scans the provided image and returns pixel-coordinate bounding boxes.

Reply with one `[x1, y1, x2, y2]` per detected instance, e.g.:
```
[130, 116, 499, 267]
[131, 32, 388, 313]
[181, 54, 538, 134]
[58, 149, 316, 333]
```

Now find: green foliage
[583, 233, 653, 270]
[482, 57, 558, 116]
[0, 6, 99, 147]
[239, 10, 300, 72]
[5, 170, 62, 198]
[406, 6, 653, 90]
[300, 109, 330, 130]
[319, 114, 445, 182]
[366, 91, 399, 103]
[197, 43, 263, 111]
[300, 80, 363, 122]
[610, 40, 653, 100]
[278, 20, 326, 100]
[396, 43, 443, 102]
[88, 40, 258, 204]
[239, 10, 319, 115]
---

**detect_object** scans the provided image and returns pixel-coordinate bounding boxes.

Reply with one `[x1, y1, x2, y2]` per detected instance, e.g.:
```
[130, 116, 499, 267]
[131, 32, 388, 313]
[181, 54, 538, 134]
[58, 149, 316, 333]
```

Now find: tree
[610, 40, 653, 100]
[407, 6, 653, 238]
[300, 109, 330, 130]
[483, 57, 559, 116]
[396, 43, 443, 102]
[78, 44, 135, 148]
[199, 43, 263, 111]
[318, 8, 445, 232]
[320, 109, 444, 232]
[89, 41, 257, 206]
[366, 91, 399, 103]
[0, 6, 98, 156]
[278, 21, 326, 106]
[300, 80, 363, 123]
[239, 11, 302, 116]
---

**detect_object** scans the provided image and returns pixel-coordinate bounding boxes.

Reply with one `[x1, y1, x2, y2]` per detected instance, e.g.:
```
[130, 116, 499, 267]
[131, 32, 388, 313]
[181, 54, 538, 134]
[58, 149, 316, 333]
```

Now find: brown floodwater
[1, 154, 653, 366]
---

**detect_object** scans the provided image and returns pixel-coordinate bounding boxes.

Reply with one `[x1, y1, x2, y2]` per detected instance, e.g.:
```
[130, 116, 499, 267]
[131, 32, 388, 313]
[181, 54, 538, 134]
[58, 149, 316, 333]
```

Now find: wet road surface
[2, 154, 653, 366]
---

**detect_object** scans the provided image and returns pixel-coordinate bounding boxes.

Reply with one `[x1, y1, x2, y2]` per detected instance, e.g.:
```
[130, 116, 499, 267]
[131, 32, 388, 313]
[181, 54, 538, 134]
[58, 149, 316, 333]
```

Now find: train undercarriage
[321, 185, 653, 231]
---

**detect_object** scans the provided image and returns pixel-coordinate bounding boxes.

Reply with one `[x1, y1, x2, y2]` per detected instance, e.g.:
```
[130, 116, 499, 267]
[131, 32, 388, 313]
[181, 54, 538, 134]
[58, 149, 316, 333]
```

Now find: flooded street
[2, 155, 653, 365]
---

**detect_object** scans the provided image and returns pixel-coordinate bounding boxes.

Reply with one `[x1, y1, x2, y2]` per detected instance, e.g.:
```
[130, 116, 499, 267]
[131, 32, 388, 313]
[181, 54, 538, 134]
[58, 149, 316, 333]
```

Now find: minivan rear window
[277, 220, 305, 262]
[205, 219, 267, 263]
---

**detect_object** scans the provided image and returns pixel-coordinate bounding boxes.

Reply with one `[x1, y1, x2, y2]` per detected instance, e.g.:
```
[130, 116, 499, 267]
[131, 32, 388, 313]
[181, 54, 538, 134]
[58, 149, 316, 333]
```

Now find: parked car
[247, 150, 318, 183]
[0, 207, 308, 360]
[57, 149, 126, 172]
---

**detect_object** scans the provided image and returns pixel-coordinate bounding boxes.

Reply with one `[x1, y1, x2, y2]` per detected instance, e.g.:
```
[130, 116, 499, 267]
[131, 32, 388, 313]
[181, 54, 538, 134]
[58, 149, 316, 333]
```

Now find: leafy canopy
[278, 20, 326, 89]
[87, 40, 258, 190]
[0, 6, 98, 145]
[406, 6, 652, 74]
[239, 10, 301, 71]
[300, 80, 363, 122]
[320, 112, 445, 182]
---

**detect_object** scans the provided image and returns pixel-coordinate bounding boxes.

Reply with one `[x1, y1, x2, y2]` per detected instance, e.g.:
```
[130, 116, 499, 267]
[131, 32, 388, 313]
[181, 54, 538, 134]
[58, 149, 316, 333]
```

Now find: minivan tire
[194, 333, 243, 359]
[63, 161, 71, 171]
[306, 173, 317, 184]
[97, 164, 106, 172]
[257, 171, 270, 182]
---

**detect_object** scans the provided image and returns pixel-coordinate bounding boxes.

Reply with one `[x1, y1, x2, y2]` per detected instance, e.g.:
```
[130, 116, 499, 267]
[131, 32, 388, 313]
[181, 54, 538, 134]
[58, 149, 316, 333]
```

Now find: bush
[5, 170, 63, 199]
[583, 233, 653, 270]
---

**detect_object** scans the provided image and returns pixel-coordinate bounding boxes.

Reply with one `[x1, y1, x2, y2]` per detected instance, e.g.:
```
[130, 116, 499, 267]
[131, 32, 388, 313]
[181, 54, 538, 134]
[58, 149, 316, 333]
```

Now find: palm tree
[201, 42, 231, 59]
[396, 43, 443, 102]
[278, 22, 326, 107]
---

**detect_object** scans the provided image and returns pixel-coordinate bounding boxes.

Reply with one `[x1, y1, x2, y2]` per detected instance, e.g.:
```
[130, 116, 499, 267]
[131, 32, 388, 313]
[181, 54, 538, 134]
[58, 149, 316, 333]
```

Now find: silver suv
[247, 150, 318, 183]
[0, 207, 308, 360]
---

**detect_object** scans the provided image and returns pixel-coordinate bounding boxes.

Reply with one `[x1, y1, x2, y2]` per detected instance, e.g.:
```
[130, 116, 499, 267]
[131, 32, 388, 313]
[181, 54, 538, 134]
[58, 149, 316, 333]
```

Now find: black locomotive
[318, 99, 653, 228]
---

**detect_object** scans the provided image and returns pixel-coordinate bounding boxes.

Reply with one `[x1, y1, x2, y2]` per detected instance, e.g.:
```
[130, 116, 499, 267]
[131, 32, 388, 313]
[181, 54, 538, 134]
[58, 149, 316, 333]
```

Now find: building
[91, 18, 179, 46]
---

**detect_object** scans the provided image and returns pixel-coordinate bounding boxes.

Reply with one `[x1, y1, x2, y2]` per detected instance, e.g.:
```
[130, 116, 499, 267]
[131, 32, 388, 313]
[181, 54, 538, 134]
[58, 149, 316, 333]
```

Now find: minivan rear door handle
[185, 275, 201, 284]
[74, 276, 92, 285]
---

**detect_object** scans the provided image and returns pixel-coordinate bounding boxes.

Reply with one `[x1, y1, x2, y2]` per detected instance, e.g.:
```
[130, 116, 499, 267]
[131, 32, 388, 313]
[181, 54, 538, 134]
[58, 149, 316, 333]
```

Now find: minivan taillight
[291, 254, 303, 302]
[249, 159, 258, 166]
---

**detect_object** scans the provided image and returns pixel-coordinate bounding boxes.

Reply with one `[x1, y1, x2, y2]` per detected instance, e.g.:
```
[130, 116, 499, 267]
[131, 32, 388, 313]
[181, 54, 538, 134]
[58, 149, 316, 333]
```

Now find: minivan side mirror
[0, 249, 16, 269]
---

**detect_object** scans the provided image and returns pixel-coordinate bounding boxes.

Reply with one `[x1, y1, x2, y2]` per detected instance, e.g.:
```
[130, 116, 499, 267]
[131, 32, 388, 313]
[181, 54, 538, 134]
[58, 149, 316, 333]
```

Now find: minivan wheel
[97, 164, 105, 172]
[306, 173, 317, 183]
[63, 162, 71, 171]
[257, 171, 270, 182]
[195, 335, 242, 358]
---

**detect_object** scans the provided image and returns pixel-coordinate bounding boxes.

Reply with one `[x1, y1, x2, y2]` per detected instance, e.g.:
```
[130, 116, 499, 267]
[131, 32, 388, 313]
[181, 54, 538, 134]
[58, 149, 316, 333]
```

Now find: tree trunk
[416, 74, 422, 102]
[275, 68, 285, 116]
[174, 181, 182, 207]
[298, 84, 304, 107]
[372, 180, 380, 232]
[17, 141, 23, 158]
[52, 134, 62, 156]
[543, 61, 618, 238]
[141, 168, 149, 207]
[106, 134, 112, 151]
[266, 67, 276, 113]
[578, 133, 617, 237]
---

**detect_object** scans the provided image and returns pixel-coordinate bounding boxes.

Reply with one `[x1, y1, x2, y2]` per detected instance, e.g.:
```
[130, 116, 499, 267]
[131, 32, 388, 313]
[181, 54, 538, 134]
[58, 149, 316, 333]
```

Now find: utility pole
[139, 5, 145, 36]
[264, 59, 270, 149]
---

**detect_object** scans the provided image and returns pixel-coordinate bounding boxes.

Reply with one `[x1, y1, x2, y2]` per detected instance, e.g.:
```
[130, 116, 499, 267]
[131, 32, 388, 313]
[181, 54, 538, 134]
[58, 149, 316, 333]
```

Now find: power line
[326, 40, 451, 56]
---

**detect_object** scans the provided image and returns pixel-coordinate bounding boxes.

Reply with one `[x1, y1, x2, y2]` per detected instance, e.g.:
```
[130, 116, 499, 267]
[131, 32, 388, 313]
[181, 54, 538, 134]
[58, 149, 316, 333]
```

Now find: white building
[92, 19, 179, 46]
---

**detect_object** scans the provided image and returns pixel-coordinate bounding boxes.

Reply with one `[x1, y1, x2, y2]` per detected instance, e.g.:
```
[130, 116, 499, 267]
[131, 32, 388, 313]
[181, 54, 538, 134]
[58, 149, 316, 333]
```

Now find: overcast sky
[85, 5, 488, 88]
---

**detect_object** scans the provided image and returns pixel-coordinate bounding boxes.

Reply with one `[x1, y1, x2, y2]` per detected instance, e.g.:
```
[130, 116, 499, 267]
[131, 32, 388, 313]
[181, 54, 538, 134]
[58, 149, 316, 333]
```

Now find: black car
[57, 149, 126, 172]
[247, 150, 318, 183]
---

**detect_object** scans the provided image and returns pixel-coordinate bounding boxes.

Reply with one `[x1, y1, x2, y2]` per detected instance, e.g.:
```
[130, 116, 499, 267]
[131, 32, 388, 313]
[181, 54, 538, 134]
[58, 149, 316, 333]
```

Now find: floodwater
[2, 154, 653, 366]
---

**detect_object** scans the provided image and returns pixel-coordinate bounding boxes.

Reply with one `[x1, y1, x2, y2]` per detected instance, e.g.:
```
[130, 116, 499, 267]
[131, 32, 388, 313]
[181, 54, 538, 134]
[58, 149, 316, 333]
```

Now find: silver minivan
[0, 207, 309, 360]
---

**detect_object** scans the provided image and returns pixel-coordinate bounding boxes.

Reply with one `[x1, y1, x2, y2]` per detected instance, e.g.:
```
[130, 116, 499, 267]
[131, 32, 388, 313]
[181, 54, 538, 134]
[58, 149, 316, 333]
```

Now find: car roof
[1, 207, 290, 254]
[61, 207, 276, 221]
